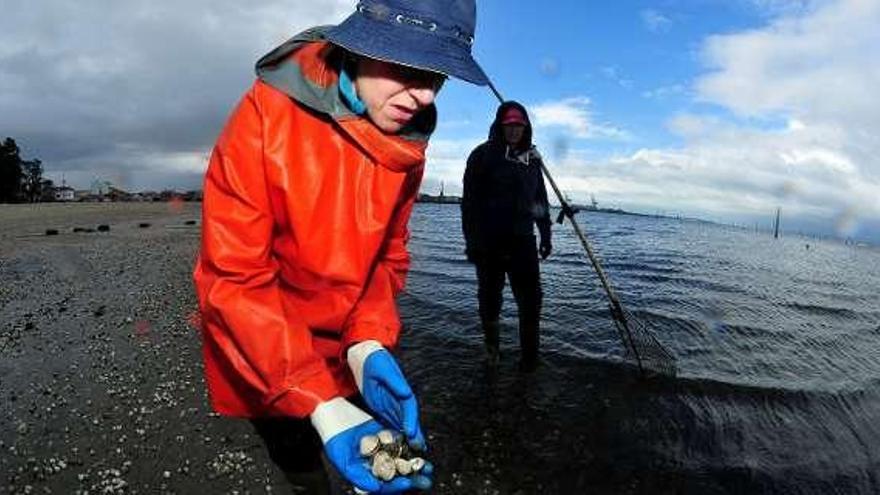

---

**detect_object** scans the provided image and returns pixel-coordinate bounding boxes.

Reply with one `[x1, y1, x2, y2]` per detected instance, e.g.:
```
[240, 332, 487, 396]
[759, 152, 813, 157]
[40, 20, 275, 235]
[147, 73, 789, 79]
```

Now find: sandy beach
[1, 202, 658, 495]
[2, 202, 324, 494]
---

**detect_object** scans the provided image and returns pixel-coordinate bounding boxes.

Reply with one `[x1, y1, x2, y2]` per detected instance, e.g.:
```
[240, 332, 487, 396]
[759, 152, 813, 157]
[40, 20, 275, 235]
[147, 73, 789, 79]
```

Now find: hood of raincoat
[488, 100, 533, 151]
[255, 27, 437, 173]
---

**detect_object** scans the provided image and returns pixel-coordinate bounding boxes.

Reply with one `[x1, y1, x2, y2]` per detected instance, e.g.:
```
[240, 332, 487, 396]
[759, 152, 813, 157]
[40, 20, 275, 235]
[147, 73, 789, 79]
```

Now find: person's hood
[254, 27, 436, 172]
[488, 100, 533, 150]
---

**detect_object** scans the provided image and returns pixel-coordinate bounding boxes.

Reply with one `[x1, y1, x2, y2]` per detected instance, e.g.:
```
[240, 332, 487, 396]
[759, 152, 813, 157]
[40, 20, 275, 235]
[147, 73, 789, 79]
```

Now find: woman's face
[503, 123, 525, 145]
[355, 57, 445, 133]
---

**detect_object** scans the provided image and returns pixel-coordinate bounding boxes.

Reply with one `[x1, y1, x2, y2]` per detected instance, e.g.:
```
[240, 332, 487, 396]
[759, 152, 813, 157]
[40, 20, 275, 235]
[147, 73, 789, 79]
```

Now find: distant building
[159, 190, 180, 202]
[54, 186, 76, 202]
[106, 186, 132, 202]
[416, 181, 461, 204]
[417, 193, 461, 204]
[181, 190, 203, 201]
[42, 185, 199, 203]
[75, 190, 97, 202]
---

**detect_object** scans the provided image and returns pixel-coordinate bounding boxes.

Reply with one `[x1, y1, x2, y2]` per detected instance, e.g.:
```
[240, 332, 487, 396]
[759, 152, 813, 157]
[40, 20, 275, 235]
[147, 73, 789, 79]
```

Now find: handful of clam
[359, 429, 428, 482]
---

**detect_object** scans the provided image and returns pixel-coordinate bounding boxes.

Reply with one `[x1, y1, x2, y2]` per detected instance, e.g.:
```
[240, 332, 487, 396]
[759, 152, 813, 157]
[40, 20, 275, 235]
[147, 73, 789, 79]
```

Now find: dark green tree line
[21, 159, 44, 203]
[0, 137, 45, 203]
[0, 138, 23, 202]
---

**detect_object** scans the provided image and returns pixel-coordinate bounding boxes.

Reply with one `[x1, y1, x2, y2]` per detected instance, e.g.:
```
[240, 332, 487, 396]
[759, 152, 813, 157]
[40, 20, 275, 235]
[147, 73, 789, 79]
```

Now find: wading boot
[518, 319, 540, 373]
[482, 320, 501, 366]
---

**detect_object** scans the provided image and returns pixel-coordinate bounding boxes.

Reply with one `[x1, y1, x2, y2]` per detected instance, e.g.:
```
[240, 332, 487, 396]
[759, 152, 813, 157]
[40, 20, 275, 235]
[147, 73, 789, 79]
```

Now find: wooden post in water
[773, 207, 781, 239]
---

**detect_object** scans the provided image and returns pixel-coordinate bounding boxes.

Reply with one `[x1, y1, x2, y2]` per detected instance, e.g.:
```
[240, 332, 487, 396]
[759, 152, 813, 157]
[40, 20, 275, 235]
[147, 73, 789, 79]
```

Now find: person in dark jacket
[461, 101, 552, 371]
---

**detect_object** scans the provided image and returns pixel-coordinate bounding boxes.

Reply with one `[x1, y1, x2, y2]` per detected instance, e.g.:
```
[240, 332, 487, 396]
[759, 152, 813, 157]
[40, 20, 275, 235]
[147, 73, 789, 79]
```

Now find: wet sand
[1, 202, 681, 494]
[1, 202, 302, 494]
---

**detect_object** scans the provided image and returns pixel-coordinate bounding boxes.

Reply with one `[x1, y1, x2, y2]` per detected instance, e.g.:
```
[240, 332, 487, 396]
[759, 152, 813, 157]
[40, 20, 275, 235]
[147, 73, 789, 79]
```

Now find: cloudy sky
[2, 0, 878, 241]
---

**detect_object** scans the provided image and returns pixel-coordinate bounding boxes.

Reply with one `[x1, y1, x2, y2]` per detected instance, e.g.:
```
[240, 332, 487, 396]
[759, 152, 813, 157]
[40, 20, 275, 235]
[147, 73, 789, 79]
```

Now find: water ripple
[402, 204, 880, 492]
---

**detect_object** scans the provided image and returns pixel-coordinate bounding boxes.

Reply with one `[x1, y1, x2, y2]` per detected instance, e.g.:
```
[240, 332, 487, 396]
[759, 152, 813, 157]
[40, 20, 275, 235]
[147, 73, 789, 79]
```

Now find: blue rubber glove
[311, 398, 431, 493]
[348, 341, 426, 450]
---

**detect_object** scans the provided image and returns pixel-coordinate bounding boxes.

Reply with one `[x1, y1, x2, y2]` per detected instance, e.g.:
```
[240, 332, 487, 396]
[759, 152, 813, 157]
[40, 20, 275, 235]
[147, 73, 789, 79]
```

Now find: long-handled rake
[486, 81, 677, 378]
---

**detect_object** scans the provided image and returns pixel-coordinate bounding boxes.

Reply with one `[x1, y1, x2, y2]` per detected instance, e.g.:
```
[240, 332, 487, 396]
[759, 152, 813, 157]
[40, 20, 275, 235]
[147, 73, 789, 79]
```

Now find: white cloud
[423, 137, 485, 195]
[546, 0, 880, 239]
[696, 0, 880, 131]
[694, 0, 880, 215]
[0, 0, 355, 190]
[547, 103, 879, 227]
[640, 9, 673, 33]
[641, 84, 687, 100]
[748, 0, 825, 15]
[530, 97, 630, 140]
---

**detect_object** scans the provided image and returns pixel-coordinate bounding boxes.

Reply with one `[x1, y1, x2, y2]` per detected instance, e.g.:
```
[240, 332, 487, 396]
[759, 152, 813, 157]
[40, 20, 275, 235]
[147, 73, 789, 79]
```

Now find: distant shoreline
[411, 201, 877, 248]
[1, 200, 873, 249]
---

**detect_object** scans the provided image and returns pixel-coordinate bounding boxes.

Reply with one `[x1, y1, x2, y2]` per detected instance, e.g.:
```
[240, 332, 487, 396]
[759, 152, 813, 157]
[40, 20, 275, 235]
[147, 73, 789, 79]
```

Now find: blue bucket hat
[325, 0, 489, 86]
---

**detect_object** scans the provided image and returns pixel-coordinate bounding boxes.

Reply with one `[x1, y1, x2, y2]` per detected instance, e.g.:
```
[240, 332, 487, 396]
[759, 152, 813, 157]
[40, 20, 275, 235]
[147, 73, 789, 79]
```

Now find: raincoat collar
[255, 27, 435, 173]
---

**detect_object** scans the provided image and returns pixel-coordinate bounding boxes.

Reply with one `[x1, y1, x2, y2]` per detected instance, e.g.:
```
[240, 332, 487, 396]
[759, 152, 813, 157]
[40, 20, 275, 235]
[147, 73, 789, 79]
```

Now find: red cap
[501, 107, 527, 125]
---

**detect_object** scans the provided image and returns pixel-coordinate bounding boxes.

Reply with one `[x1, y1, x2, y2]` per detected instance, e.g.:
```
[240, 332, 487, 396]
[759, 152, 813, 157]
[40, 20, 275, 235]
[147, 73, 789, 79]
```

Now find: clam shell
[395, 457, 413, 475]
[359, 435, 380, 457]
[410, 457, 426, 472]
[371, 451, 396, 481]
[383, 438, 405, 458]
[377, 429, 395, 446]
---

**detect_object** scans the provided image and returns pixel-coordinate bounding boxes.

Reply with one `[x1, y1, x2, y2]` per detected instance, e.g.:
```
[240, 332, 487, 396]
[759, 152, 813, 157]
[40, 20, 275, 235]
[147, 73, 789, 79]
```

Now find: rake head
[610, 304, 677, 378]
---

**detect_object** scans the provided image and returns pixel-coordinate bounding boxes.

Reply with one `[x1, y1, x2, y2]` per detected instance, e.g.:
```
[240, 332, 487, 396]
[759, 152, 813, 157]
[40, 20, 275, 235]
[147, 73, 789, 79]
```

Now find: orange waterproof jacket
[193, 28, 434, 419]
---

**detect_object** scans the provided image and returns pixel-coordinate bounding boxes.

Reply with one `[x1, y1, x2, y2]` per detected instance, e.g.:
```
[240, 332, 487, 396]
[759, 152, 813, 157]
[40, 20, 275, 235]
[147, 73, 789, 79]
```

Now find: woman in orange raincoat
[193, 1, 488, 493]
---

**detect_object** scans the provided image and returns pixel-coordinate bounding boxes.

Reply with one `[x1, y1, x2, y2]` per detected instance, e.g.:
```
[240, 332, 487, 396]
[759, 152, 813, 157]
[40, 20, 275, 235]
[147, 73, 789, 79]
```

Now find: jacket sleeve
[532, 150, 552, 242]
[194, 85, 340, 418]
[461, 145, 482, 251]
[341, 165, 425, 352]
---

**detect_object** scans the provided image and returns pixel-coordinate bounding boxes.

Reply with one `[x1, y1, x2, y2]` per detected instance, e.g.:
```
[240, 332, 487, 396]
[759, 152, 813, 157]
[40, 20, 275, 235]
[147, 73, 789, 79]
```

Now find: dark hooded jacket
[461, 101, 551, 258]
